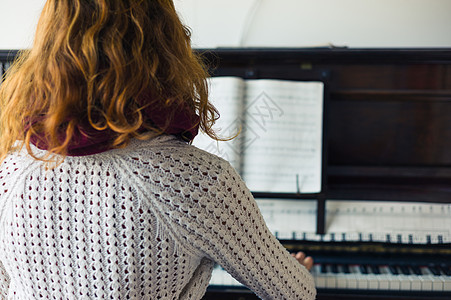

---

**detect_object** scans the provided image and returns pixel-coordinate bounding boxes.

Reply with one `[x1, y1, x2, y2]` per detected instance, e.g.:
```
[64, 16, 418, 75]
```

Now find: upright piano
[195, 48, 451, 300]
[2, 48, 451, 300]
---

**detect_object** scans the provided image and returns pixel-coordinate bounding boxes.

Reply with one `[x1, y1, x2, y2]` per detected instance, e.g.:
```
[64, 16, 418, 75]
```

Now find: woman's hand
[291, 251, 314, 271]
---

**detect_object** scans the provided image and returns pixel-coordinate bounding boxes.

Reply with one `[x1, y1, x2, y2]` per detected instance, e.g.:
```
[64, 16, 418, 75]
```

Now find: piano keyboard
[208, 199, 451, 296]
[209, 263, 451, 293]
[313, 263, 451, 291]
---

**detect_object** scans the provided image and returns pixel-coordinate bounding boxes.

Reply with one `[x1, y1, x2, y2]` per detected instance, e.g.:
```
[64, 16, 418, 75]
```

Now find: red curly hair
[0, 0, 218, 160]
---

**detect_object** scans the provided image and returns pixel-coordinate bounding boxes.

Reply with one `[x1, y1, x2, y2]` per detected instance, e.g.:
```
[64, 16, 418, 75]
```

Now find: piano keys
[209, 262, 451, 293]
[207, 199, 451, 298]
[313, 263, 451, 291]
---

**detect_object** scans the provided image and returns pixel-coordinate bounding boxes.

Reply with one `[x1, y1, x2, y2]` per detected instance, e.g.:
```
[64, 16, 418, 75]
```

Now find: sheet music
[193, 77, 244, 172]
[242, 80, 324, 193]
[194, 77, 324, 193]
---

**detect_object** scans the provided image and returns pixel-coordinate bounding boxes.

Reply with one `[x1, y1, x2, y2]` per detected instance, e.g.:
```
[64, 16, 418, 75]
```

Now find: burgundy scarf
[30, 91, 200, 156]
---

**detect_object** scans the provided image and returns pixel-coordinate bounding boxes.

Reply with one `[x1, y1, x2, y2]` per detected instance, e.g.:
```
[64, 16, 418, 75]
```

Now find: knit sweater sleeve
[0, 259, 10, 300]
[154, 156, 317, 300]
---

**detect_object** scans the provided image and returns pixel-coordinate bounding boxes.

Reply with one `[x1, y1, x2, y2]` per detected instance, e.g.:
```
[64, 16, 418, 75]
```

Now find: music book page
[193, 77, 324, 193]
[193, 77, 245, 172]
[242, 79, 323, 193]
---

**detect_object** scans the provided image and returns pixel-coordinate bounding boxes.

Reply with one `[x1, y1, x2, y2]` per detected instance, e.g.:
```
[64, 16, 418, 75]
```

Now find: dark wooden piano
[2, 48, 451, 300]
[195, 48, 451, 300]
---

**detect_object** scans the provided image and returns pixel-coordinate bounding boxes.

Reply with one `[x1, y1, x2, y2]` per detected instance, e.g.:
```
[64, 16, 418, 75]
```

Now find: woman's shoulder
[121, 135, 233, 170]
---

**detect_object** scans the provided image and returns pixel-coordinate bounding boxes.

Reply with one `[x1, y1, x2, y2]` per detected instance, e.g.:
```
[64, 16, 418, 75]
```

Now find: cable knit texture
[0, 135, 316, 300]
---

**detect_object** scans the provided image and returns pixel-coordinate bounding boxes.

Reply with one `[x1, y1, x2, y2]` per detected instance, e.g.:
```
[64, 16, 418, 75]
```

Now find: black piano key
[439, 264, 451, 276]
[359, 265, 368, 274]
[408, 234, 413, 244]
[411, 266, 422, 276]
[320, 264, 328, 274]
[397, 234, 402, 243]
[330, 233, 335, 242]
[438, 235, 443, 244]
[400, 265, 411, 275]
[428, 265, 441, 276]
[331, 264, 339, 274]
[389, 265, 399, 275]
[369, 233, 373, 241]
[343, 264, 351, 274]
[426, 235, 432, 244]
[386, 234, 391, 242]
[370, 265, 381, 275]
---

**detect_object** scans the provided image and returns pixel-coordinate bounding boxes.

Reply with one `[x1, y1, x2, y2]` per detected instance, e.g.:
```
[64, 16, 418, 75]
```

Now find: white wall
[0, 0, 45, 50]
[174, 0, 451, 48]
[1, 0, 450, 50]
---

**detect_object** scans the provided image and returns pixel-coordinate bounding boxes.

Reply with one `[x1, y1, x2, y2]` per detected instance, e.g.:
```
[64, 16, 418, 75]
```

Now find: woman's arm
[0, 260, 10, 300]
[162, 159, 317, 299]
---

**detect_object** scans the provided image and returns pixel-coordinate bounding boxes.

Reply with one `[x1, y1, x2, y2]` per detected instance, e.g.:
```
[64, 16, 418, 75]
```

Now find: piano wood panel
[328, 99, 451, 166]
[328, 64, 450, 90]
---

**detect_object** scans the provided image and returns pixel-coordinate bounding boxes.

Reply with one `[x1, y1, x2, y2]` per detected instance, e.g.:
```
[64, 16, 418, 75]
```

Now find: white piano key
[401, 233, 411, 244]
[366, 274, 379, 289]
[336, 275, 348, 289]
[430, 234, 440, 244]
[210, 267, 220, 285]
[421, 278, 434, 291]
[305, 232, 322, 241]
[419, 266, 437, 291]
[312, 264, 327, 288]
[432, 278, 444, 291]
[345, 232, 360, 242]
[398, 275, 412, 290]
[277, 231, 292, 240]
[414, 234, 427, 244]
[373, 232, 386, 243]
[314, 275, 327, 288]
[377, 276, 390, 290]
[347, 265, 368, 289]
[293, 231, 306, 240]
[444, 276, 451, 291]
[325, 274, 337, 289]
[410, 276, 423, 291]
[389, 233, 398, 243]
[361, 232, 372, 242]
[321, 233, 333, 242]
[332, 233, 343, 242]
[388, 276, 401, 290]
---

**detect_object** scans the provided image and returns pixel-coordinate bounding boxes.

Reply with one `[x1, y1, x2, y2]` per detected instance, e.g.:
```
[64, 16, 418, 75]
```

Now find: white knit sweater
[0, 135, 316, 300]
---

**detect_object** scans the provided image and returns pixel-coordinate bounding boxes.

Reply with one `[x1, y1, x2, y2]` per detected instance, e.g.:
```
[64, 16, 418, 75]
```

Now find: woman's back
[0, 136, 316, 299]
[0, 1, 316, 299]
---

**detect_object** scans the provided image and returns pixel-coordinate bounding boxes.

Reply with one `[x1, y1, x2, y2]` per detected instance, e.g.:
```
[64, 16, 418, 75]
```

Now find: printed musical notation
[193, 77, 324, 194]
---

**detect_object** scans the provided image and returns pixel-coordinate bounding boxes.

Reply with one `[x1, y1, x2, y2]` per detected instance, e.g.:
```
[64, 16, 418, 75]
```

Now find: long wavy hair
[0, 0, 218, 161]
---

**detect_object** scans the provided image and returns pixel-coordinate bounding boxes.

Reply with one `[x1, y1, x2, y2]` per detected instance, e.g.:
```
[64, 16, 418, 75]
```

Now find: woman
[0, 1, 316, 299]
